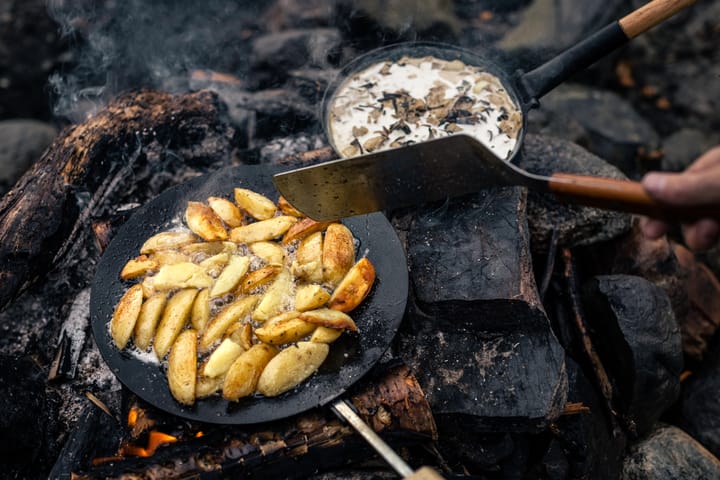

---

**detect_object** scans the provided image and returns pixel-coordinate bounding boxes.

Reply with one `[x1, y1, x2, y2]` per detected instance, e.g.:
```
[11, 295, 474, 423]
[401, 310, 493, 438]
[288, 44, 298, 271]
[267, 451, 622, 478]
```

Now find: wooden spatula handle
[547, 172, 714, 222]
[619, 0, 696, 39]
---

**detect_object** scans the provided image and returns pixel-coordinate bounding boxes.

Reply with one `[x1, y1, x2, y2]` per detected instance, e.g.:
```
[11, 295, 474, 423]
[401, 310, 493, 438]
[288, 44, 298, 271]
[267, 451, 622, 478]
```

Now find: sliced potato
[249, 241, 286, 265]
[299, 308, 358, 332]
[236, 265, 281, 295]
[255, 311, 315, 345]
[203, 338, 245, 378]
[222, 344, 278, 401]
[322, 223, 355, 287]
[153, 288, 198, 359]
[252, 268, 292, 322]
[295, 284, 331, 312]
[234, 188, 277, 220]
[309, 326, 343, 344]
[180, 241, 236, 257]
[256, 342, 329, 397]
[277, 195, 305, 217]
[185, 201, 228, 241]
[167, 329, 197, 406]
[190, 289, 210, 331]
[150, 249, 191, 267]
[291, 231, 323, 283]
[210, 255, 250, 297]
[140, 231, 197, 254]
[199, 295, 259, 352]
[141, 276, 156, 298]
[328, 257, 376, 312]
[282, 218, 336, 245]
[198, 252, 231, 277]
[229, 216, 297, 244]
[152, 262, 214, 290]
[208, 196, 244, 228]
[120, 255, 158, 280]
[195, 374, 223, 399]
[133, 291, 167, 351]
[225, 322, 254, 350]
[110, 284, 144, 349]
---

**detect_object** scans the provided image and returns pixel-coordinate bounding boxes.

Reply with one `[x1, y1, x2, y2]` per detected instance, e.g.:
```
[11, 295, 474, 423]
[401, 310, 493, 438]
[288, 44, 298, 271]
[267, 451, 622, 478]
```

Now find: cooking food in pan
[109, 186, 376, 406]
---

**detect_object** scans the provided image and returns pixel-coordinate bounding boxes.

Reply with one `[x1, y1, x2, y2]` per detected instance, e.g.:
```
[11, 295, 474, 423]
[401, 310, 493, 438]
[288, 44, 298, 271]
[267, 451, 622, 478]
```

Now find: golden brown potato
[153, 288, 198, 359]
[234, 188, 277, 220]
[195, 374, 223, 399]
[150, 249, 191, 266]
[277, 195, 305, 217]
[295, 284, 331, 312]
[198, 252, 231, 277]
[120, 255, 158, 280]
[254, 311, 316, 345]
[299, 308, 358, 332]
[225, 322, 254, 350]
[210, 255, 250, 297]
[322, 223, 355, 287]
[236, 265, 282, 295]
[185, 201, 228, 241]
[180, 241, 236, 257]
[111, 284, 144, 349]
[133, 291, 167, 351]
[152, 262, 214, 290]
[249, 241, 286, 265]
[190, 289, 210, 331]
[328, 257, 376, 312]
[229, 216, 298, 244]
[282, 218, 336, 245]
[208, 196, 244, 228]
[199, 295, 259, 352]
[202, 338, 245, 378]
[256, 342, 329, 397]
[140, 231, 197, 254]
[309, 326, 343, 344]
[222, 344, 278, 401]
[252, 268, 292, 322]
[291, 231, 323, 283]
[167, 329, 197, 405]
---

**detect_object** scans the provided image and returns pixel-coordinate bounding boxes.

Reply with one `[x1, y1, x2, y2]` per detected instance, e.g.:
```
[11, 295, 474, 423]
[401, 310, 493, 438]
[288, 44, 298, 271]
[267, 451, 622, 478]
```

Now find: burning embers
[326, 54, 523, 160]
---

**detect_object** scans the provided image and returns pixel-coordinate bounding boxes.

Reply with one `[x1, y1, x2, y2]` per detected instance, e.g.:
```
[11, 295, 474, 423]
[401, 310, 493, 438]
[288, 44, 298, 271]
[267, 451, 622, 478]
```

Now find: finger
[639, 216, 669, 239]
[642, 171, 720, 207]
[686, 146, 720, 173]
[682, 219, 720, 251]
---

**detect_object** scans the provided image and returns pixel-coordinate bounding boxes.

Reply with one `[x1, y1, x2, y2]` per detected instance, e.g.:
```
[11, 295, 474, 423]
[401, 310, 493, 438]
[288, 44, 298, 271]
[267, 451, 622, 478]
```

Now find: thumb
[642, 171, 720, 206]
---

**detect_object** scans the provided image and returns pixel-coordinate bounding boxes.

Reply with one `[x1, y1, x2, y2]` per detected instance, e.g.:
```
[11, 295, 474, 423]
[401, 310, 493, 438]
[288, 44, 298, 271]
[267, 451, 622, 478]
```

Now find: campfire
[1, 1, 720, 479]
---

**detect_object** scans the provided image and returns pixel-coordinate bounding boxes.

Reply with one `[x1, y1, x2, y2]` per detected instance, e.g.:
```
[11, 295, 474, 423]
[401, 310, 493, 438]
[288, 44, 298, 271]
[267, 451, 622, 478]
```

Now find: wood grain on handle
[547, 173, 713, 222]
[403, 467, 445, 480]
[619, 0, 696, 38]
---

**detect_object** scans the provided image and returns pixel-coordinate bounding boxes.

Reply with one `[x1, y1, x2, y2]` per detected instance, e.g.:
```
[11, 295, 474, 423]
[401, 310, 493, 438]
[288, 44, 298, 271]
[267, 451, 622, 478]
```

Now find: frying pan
[90, 164, 408, 425]
[322, 0, 696, 165]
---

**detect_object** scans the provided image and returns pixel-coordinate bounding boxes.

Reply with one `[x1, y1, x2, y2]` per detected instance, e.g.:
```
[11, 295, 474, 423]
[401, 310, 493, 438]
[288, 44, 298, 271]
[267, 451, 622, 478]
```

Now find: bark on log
[0, 90, 232, 310]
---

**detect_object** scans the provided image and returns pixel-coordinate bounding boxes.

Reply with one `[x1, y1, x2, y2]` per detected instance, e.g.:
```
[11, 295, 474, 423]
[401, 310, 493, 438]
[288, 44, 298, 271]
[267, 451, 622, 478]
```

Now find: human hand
[640, 146, 720, 251]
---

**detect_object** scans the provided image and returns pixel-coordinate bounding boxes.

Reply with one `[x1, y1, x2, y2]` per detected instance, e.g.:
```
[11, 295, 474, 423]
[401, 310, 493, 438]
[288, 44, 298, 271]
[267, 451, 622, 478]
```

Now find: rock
[661, 128, 718, 172]
[517, 134, 632, 253]
[680, 347, 720, 460]
[672, 61, 720, 120]
[581, 275, 682, 435]
[0, 119, 57, 188]
[623, 424, 720, 480]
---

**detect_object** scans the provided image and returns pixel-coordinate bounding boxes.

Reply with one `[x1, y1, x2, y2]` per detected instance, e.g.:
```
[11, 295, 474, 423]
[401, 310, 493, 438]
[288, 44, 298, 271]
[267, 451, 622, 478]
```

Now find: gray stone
[516, 134, 632, 253]
[0, 119, 57, 186]
[661, 128, 719, 172]
[623, 424, 720, 480]
[680, 342, 720, 459]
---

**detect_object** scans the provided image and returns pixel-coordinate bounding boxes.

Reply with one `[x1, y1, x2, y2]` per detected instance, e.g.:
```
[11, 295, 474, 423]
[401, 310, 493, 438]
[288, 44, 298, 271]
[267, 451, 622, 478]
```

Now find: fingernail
[642, 173, 666, 196]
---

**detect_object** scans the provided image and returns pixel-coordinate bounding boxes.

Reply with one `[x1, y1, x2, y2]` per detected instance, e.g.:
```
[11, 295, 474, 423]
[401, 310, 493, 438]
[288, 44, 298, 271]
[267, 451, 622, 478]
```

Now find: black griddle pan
[90, 164, 408, 425]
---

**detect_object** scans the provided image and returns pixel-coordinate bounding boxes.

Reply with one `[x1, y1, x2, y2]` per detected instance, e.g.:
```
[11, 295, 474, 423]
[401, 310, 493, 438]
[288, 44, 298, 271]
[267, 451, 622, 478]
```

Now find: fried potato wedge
[203, 338, 245, 378]
[133, 291, 167, 351]
[255, 311, 315, 345]
[328, 257, 376, 312]
[295, 284, 331, 312]
[252, 268, 292, 322]
[195, 374, 223, 399]
[180, 241, 236, 257]
[222, 344, 278, 401]
[199, 295, 259, 352]
[299, 308, 358, 332]
[234, 188, 277, 220]
[152, 262, 214, 290]
[140, 231, 197, 254]
[256, 342, 329, 397]
[291, 231, 323, 283]
[277, 195, 304, 217]
[249, 241, 286, 265]
[120, 255, 158, 280]
[167, 329, 197, 406]
[190, 288, 210, 331]
[225, 322, 254, 350]
[229, 216, 297, 244]
[322, 223, 355, 287]
[236, 265, 281, 295]
[208, 196, 244, 228]
[150, 249, 191, 266]
[153, 288, 198, 359]
[111, 284, 144, 349]
[185, 201, 228, 241]
[198, 252, 231, 277]
[210, 255, 250, 297]
[281, 218, 336, 245]
[309, 326, 343, 344]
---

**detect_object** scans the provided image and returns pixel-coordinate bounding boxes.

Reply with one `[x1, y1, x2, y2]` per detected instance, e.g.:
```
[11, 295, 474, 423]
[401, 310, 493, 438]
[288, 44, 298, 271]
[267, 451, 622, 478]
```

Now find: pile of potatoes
[109, 187, 375, 406]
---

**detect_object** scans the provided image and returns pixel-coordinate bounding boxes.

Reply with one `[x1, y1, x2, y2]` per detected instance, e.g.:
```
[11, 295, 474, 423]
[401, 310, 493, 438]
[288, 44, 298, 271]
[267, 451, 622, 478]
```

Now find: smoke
[47, 0, 265, 122]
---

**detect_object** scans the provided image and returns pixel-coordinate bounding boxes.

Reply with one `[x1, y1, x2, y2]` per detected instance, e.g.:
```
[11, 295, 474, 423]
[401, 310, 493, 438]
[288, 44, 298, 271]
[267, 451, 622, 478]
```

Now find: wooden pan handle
[548, 173, 714, 223]
[619, 0, 696, 39]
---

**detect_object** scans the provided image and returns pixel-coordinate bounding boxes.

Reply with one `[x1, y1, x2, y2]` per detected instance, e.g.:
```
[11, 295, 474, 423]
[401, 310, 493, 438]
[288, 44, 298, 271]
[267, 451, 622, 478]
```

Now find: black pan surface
[90, 164, 408, 425]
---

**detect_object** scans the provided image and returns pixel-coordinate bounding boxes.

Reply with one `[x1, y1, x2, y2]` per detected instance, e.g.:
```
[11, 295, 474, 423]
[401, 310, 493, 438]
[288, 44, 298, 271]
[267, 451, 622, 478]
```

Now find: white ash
[327, 56, 523, 160]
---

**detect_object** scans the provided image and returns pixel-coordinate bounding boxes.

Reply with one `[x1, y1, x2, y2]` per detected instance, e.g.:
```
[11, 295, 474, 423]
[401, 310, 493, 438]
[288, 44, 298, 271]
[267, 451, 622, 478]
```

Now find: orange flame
[120, 430, 178, 457]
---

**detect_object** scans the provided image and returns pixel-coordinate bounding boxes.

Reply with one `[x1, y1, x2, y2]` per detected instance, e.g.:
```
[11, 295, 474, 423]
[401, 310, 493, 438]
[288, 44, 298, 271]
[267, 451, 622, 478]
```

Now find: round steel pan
[90, 164, 408, 425]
